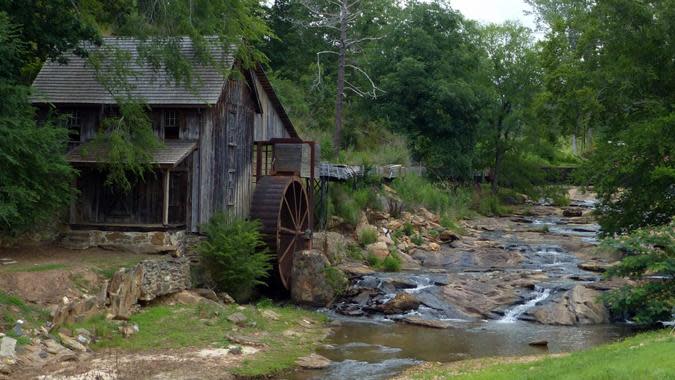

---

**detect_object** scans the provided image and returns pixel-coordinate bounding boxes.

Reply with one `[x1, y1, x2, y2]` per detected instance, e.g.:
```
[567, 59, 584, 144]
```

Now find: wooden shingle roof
[67, 140, 198, 168]
[31, 37, 234, 106]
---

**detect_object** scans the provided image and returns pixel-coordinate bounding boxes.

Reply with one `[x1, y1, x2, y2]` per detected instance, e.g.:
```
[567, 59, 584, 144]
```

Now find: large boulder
[51, 295, 101, 325]
[291, 250, 345, 306]
[138, 258, 191, 301]
[366, 241, 390, 260]
[379, 293, 421, 314]
[107, 265, 144, 319]
[529, 285, 609, 325]
[312, 231, 348, 264]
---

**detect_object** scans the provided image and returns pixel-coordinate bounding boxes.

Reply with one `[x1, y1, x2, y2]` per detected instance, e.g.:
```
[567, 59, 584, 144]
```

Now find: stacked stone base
[61, 229, 186, 255]
[51, 258, 192, 325]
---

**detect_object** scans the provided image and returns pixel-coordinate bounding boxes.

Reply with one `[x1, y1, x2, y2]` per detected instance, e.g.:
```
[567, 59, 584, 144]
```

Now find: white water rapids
[497, 286, 552, 324]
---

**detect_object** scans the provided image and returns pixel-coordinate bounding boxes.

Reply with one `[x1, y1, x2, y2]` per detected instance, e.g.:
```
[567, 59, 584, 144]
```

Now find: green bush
[381, 253, 402, 272]
[473, 190, 508, 216]
[402, 222, 415, 236]
[411, 234, 424, 246]
[602, 219, 674, 325]
[357, 226, 378, 246]
[366, 253, 381, 267]
[392, 229, 404, 242]
[323, 266, 348, 296]
[197, 214, 272, 302]
[346, 243, 365, 261]
[327, 182, 383, 226]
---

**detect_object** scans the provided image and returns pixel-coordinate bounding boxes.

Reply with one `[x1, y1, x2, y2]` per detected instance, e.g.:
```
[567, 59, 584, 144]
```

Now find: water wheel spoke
[299, 207, 309, 229]
[279, 226, 297, 235]
[294, 184, 302, 225]
[280, 235, 297, 263]
[282, 197, 297, 227]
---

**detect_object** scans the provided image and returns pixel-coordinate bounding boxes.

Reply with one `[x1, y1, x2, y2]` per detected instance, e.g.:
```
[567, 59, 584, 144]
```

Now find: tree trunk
[492, 118, 504, 195]
[333, 2, 348, 156]
[492, 144, 501, 195]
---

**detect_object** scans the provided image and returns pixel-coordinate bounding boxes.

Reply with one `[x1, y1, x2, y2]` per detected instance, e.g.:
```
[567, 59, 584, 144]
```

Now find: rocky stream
[292, 191, 635, 379]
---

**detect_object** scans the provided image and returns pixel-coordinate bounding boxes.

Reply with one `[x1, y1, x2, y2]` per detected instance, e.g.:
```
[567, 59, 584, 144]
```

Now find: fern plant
[197, 214, 272, 302]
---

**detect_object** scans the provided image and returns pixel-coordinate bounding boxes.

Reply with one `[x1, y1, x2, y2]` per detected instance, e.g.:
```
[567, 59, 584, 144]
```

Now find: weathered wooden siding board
[199, 107, 214, 225]
[251, 71, 290, 141]
[193, 77, 257, 226]
[72, 168, 165, 225]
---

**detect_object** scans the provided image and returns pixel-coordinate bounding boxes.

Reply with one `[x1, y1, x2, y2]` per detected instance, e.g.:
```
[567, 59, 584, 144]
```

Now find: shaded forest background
[0, 0, 672, 234]
[0, 0, 672, 325]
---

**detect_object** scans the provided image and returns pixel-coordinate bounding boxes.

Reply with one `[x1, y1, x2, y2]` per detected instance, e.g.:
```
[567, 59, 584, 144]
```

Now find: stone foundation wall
[62, 229, 187, 255]
[52, 257, 192, 324]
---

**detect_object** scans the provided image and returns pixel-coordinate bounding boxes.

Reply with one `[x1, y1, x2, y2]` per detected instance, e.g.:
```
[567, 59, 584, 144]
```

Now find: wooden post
[162, 169, 170, 225]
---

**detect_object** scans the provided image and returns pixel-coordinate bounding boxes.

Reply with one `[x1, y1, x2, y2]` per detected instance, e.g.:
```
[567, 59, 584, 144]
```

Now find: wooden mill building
[31, 37, 299, 233]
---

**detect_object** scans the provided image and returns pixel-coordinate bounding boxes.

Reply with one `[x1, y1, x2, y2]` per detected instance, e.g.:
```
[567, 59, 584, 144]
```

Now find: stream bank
[290, 189, 635, 379]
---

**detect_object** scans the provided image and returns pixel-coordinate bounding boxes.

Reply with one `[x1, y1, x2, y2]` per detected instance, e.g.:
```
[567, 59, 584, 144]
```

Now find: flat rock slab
[401, 317, 451, 329]
[0, 337, 17, 358]
[296, 353, 332, 369]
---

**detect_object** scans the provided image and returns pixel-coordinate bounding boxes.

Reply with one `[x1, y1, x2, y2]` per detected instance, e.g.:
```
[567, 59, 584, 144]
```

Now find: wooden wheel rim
[250, 176, 310, 290]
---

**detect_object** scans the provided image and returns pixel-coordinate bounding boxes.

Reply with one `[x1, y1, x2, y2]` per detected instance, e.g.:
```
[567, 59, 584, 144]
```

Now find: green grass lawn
[407, 329, 675, 380]
[0, 291, 49, 344]
[70, 302, 329, 377]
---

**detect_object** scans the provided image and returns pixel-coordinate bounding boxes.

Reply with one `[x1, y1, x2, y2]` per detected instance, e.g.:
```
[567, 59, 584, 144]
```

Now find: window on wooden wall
[65, 110, 81, 143]
[164, 110, 179, 139]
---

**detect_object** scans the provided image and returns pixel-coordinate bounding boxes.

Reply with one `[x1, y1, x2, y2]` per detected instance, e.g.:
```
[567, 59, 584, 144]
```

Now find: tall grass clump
[391, 174, 472, 225]
[197, 214, 272, 302]
[357, 226, 378, 246]
[381, 253, 402, 272]
[327, 179, 382, 226]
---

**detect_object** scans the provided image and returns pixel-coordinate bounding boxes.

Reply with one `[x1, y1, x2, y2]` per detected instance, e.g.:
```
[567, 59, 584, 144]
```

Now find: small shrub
[551, 192, 571, 207]
[357, 226, 378, 246]
[323, 266, 348, 296]
[346, 243, 365, 261]
[197, 214, 272, 302]
[402, 222, 415, 236]
[411, 234, 424, 246]
[602, 220, 674, 325]
[256, 298, 274, 308]
[366, 253, 381, 267]
[381, 254, 402, 272]
[475, 193, 507, 216]
[392, 229, 404, 242]
[428, 229, 440, 239]
[327, 181, 383, 226]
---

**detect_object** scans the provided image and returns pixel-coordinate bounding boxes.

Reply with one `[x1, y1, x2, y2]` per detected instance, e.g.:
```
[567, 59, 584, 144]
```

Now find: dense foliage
[0, 13, 75, 234]
[197, 214, 272, 302]
[370, 2, 490, 179]
[603, 220, 674, 325]
[531, 0, 675, 234]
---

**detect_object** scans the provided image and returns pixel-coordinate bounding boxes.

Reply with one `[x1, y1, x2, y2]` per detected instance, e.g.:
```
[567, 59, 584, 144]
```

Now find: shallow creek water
[290, 199, 635, 380]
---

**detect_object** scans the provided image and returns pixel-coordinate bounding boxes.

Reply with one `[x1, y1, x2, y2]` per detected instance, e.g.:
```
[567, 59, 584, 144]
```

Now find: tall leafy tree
[0, 0, 100, 82]
[0, 13, 75, 234]
[369, 0, 491, 179]
[478, 22, 542, 194]
[532, 0, 675, 234]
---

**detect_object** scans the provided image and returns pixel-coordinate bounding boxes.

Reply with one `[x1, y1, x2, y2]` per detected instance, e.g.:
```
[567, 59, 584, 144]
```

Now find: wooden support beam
[162, 169, 170, 225]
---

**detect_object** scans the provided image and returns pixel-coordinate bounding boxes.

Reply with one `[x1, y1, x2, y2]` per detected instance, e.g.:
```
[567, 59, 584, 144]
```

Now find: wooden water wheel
[250, 176, 311, 289]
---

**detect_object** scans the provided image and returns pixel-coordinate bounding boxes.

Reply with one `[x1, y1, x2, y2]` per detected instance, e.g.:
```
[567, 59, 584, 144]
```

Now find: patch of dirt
[0, 244, 156, 306]
[20, 346, 260, 380]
